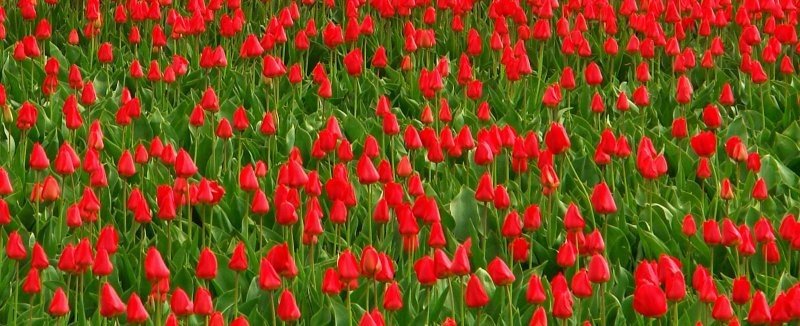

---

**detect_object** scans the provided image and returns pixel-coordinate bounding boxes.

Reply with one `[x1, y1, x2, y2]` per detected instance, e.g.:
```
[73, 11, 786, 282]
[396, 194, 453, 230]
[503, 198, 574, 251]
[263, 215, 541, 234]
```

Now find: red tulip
[100, 283, 126, 317]
[22, 268, 41, 294]
[277, 289, 301, 321]
[690, 131, 717, 157]
[228, 242, 248, 272]
[258, 259, 282, 291]
[144, 247, 170, 282]
[633, 282, 668, 318]
[712, 295, 734, 321]
[544, 122, 570, 154]
[487, 257, 515, 286]
[193, 287, 214, 316]
[752, 178, 768, 200]
[584, 62, 603, 86]
[675, 75, 693, 104]
[747, 291, 772, 324]
[48, 288, 70, 317]
[383, 282, 403, 311]
[732, 276, 751, 305]
[465, 274, 489, 308]
[588, 254, 610, 283]
[343, 48, 364, 76]
[170, 288, 193, 316]
[590, 182, 617, 214]
[414, 256, 437, 286]
[97, 42, 114, 63]
[126, 293, 149, 324]
[92, 248, 113, 277]
[6, 231, 27, 260]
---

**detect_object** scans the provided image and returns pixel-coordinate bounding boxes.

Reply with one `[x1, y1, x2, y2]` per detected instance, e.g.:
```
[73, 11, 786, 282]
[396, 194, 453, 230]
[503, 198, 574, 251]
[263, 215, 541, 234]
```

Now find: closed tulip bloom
[31, 243, 49, 269]
[360, 246, 382, 278]
[752, 178, 768, 200]
[414, 256, 437, 286]
[450, 244, 471, 276]
[675, 75, 693, 104]
[258, 259, 282, 291]
[196, 248, 218, 280]
[465, 274, 489, 308]
[584, 62, 603, 86]
[321, 268, 342, 295]
[633, 282, 668, 318]
[277, 289, 301, 321]
[338, 249, 361, 281]
[216, 118, 233, 139]
[753, 217, 775, 243]
[100, 283, 126, 317]
[682, 214, 697, 236]
[571, 269, 593, 298]
[556, 241, 577, 268]
[732, 276, 751, 305]
[747, 291, 771, 324]
[6, 231, 27, 260]
[29, 142, 50, 170]
[529, 306, 547, 326]
[126, 293, 149, 324]
[591, 182, 617, 214]
[552, 291, 574, 319]
[702, 104, 723, 129]
[721, 218, 742, 246]
[193, 287, 214, 316]
[509, 237, 529, 262]
[266, 243, 297, 278]
[383, 282, 403, 311]
[696, 157, 712, 179]
[474, 172, 494, 202]
[170, 288, 193, 316]
[98, 42, 114, 63]
[49, 288, 70, 317]
[563, 203, 585, 231]
[703, 220, 722, 245]
[763, 240, 780, 264]
[588, 254, 610, 283]
[22, 268, 41, 294]
[343, 48, 363, 76]
[92, 248, 113, 277]
[493, 185, 510, 210]
[712, 295, 734, 321]
[690, 131, 717, 157]
[526, 274, 547, 304]
[672, 117, 688, 139]
[719, 178, 734, 200]
[228, 242, 248, 272]
[664, 271, 686, 301]
[544, 122, 570, 154]
[487, 257, 515, 285]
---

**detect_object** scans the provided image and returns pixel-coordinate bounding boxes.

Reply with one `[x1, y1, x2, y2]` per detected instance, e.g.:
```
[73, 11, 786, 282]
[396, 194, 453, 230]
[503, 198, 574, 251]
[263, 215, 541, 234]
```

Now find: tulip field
[4, 0, 800, 325]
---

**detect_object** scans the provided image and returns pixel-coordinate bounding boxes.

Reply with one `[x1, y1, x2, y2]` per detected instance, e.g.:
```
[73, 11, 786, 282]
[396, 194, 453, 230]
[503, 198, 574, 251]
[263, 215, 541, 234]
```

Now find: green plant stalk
[506, 285, 514, 326]
[234, 272, 240, 316]
[426, 287, 433, 326]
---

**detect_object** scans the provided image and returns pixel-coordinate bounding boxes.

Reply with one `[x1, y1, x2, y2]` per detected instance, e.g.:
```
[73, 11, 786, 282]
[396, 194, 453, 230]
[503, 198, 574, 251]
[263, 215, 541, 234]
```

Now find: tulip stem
[506, 285, 514, 325]
[368, 184, 373, 243]
[11, 262, 19, 326]
[347, 290, 353, 326]
[234, 272, 240, 316]
[673, 301, 678, 326]
[271, 292, 277, 326]
[482, 203, 488, 255]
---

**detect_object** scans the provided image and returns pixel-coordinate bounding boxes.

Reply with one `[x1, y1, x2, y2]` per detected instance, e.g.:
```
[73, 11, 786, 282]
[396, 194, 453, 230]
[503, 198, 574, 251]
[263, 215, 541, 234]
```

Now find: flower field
[1, 0, 800, 324]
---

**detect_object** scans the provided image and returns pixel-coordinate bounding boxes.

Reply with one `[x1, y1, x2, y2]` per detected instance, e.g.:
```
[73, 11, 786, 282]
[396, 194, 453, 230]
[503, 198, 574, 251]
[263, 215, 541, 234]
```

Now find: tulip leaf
[449, 186, 479, 241]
